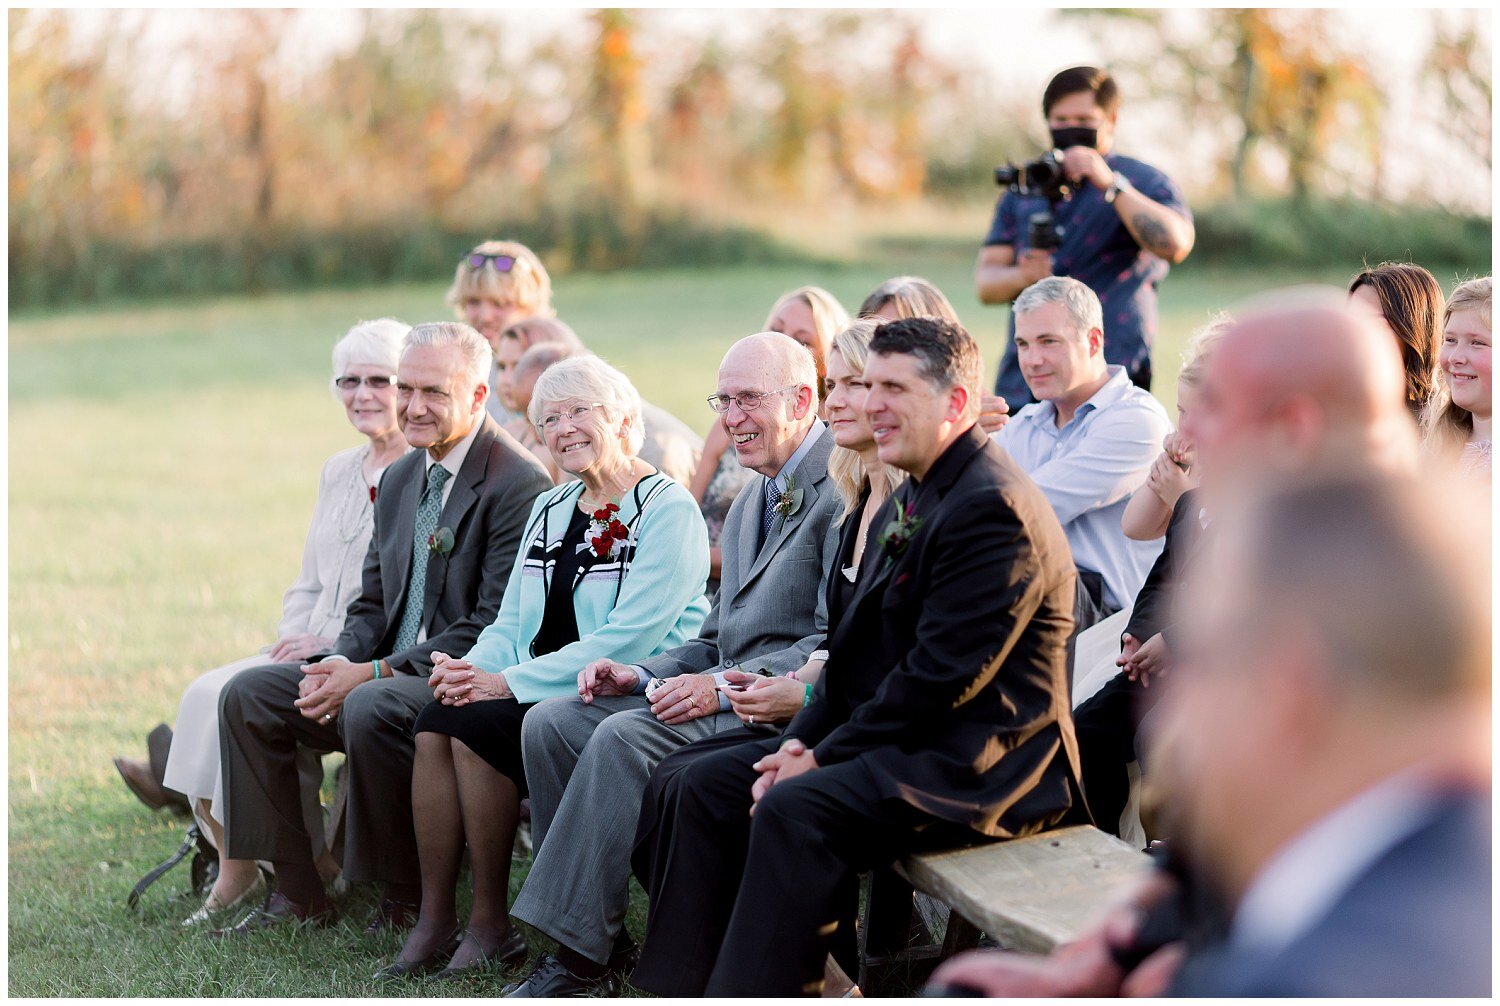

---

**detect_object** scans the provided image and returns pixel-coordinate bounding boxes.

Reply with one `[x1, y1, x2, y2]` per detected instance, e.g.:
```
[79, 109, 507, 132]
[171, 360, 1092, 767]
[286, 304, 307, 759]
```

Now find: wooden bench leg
[941, 911, 982, 957]
[324, 757, 349, 866]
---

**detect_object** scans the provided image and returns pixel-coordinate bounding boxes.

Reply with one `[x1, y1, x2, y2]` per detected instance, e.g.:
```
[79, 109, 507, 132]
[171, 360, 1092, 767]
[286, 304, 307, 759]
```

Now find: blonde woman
[1422, 276, 1492, 477]
[1121, 313, 1233, 541]
[689, 286, 849, 595]
[444, 240, 556, 423]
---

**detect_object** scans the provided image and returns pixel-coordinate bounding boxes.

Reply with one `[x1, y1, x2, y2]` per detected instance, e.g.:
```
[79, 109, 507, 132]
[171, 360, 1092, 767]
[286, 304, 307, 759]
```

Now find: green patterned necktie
[393, 462, 453, 652]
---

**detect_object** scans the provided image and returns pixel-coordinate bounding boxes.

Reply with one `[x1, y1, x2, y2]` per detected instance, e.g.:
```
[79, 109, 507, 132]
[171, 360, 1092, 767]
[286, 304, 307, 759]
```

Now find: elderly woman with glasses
[376, 355, 710, 983]
[113, 318, 412, 925]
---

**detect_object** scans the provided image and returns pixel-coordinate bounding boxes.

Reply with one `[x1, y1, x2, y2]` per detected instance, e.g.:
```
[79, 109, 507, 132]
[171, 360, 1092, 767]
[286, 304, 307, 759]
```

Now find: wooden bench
[856, 826, 1151, 995]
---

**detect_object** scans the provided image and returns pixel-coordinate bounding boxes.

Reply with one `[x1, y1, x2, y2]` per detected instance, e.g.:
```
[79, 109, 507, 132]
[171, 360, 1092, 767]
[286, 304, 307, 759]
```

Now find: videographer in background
[977, 66, 1195, 406]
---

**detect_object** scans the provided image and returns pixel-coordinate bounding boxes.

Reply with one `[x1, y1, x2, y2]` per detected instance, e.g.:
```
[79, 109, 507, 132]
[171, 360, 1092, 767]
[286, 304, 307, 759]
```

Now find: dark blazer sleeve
[1124, 490, 1196, 643]
[325, 463, 403, 663]
[385, 458, 552, 676]
[804, 485, 1055, 764]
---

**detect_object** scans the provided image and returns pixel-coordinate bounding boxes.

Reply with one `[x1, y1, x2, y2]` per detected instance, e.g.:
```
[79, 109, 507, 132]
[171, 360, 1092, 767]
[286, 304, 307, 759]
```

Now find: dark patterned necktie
[394, 463, 452, 652]
[761, 478, 782, 548]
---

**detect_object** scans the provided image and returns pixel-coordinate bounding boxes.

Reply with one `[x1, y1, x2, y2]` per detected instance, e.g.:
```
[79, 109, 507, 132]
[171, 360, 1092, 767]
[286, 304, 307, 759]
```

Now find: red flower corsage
[587, 503, 629, 559]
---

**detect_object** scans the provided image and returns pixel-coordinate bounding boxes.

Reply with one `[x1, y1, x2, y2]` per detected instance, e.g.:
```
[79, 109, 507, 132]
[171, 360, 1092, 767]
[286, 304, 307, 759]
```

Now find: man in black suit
[629, 317, 1085, 997]
[216, 321, 551, 935]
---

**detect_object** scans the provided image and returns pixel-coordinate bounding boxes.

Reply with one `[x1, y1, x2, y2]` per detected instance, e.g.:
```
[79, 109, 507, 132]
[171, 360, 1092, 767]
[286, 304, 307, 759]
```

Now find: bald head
[721, 331, 820, 390]
[715, 331, 819, 478]
[1182, 301, 1418, 496]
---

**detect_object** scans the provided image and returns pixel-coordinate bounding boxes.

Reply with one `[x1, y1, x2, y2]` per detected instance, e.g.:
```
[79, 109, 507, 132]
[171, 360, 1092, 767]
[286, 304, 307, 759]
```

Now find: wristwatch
[1104, 173, 1134, 204]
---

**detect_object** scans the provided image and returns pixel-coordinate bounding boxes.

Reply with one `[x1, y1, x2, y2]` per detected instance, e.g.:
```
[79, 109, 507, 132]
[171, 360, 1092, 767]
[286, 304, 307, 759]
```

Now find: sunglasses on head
[466, 251, 517, 272]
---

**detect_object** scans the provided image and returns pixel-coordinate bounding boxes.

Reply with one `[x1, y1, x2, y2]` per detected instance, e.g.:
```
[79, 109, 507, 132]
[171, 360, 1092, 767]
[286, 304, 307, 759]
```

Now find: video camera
[993, 149, 1072, 252]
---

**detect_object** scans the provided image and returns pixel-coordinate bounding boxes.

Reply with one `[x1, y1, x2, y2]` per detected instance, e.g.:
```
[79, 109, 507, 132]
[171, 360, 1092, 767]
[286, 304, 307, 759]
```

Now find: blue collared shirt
[992, 366, 1169, 610]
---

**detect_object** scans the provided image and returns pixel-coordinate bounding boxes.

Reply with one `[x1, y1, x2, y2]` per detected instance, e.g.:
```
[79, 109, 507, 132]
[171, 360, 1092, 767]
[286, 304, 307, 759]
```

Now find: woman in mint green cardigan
[379, 356, 709, 981]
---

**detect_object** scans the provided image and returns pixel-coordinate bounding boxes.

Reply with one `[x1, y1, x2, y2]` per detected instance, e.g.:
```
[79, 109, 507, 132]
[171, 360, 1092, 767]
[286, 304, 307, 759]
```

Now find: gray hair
[527, 354, 645, 455]
[1013, 276, 1104, 340]
[331, 317, 409, 383]
[515, 342, 579, 387]
[402, 321, 493, 393]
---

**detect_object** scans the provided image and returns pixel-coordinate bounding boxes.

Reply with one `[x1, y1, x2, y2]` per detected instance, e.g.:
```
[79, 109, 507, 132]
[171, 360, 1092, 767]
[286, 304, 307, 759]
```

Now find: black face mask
[1049, 126, 1099, 151]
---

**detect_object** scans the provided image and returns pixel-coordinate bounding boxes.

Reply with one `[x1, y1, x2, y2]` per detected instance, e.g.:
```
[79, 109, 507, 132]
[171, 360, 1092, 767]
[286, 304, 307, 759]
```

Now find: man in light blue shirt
[993, 276, 1168, 630]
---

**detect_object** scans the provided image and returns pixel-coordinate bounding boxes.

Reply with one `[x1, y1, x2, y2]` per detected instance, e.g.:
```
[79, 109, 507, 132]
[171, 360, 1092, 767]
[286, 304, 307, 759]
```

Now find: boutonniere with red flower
[585, 503, 630, 560]
[427, 526, 455, 558]
[876, 498, 923, 558]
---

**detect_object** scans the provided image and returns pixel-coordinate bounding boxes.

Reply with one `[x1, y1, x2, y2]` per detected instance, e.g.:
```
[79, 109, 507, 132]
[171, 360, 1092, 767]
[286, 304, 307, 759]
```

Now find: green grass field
[9, 253, 1379, 995]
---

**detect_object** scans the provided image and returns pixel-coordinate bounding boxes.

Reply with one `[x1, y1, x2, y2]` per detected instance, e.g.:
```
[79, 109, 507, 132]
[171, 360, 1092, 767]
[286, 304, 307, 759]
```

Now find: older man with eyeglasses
[498, 331, 844, 997]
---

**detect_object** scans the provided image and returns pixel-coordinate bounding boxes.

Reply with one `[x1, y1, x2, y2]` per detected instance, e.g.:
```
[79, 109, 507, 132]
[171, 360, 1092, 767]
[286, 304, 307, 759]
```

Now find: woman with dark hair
[1348, 262, 1445, 419]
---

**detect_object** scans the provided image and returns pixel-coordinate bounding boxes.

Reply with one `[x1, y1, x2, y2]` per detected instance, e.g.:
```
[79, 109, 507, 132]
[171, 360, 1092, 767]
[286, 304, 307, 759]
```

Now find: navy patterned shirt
[985, 153, 1190, 405]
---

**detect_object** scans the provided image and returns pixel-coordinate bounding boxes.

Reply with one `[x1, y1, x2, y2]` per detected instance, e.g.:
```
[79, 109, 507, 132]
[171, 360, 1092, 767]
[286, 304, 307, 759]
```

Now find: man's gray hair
[402, 321, 493, 392]
[1013, 276, 1104, 340]
[528, 354, 646, 455]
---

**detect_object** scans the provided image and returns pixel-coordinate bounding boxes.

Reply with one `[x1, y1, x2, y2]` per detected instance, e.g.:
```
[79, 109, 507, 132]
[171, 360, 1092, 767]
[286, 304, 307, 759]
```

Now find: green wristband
[371, 658, 382, 680]
[802, 682, 813, 708]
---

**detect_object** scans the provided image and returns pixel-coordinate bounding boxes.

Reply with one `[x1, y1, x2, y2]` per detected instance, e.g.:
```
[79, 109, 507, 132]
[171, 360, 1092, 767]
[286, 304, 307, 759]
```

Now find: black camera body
[995, 149, 1072, 252]
[993, 149, 1070, 202]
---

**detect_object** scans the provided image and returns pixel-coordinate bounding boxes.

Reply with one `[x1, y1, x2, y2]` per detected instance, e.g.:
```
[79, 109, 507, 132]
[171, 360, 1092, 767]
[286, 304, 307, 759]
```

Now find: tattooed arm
[1115, 189, 1195, 263]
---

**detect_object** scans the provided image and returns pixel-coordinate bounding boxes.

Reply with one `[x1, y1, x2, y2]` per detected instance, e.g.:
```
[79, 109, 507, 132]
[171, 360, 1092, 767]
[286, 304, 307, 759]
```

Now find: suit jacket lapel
[826, 427, 989, 652]
[738, 428, 834, 594]
[724, 477, 765, 605]
[423, 420, 496, 620]
[388, 456, 423, 626]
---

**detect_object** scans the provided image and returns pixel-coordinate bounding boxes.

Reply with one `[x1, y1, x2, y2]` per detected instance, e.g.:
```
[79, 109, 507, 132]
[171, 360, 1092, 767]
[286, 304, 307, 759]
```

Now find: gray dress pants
[511, 694, 742, 963]
[219, 662, 433, 885]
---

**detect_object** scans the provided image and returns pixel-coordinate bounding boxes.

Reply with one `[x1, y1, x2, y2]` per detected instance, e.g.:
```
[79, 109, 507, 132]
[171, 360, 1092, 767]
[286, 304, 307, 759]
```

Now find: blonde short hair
[527, 354, 645, 456]
[1178, 312, 1235, 389]
[444, 240, 555, 317]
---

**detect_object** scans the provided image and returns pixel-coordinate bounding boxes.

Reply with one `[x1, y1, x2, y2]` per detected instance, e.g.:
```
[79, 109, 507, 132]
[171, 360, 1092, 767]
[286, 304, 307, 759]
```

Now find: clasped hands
[429, 651, 512, 705]
[1116, 632, 1169, 687]
[748, 738, 818, 815]
[1146, 431, 1197, 506]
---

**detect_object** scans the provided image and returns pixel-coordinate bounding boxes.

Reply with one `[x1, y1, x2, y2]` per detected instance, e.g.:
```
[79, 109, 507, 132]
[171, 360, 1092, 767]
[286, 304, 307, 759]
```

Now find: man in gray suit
[215, 322, 551, 936]
[502, 331, 841, 997]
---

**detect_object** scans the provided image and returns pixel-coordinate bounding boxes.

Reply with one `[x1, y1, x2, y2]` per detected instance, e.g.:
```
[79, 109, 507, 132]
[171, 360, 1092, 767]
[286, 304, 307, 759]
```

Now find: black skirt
[414, 697, 537, 796]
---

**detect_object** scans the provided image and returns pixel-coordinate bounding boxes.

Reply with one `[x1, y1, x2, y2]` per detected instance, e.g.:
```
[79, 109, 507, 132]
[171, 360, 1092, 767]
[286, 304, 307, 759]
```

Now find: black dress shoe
[502, 953, 621, 997]
[430, 926, 529, 982]
[373, 926, 463, 981]
[208, 890, 336, 939]
[363, 897, 421, 936]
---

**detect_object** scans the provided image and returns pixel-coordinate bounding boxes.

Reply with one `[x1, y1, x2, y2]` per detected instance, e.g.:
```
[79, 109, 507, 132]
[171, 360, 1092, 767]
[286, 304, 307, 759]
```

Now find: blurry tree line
[8, 8, 1492, 308]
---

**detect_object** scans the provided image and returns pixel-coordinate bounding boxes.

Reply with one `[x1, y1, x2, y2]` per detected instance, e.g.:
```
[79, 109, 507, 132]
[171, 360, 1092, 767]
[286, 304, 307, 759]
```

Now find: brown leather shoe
[208, 890, 336, 939]
[363, 897, 421, 936]
[113, 756, 171, 810]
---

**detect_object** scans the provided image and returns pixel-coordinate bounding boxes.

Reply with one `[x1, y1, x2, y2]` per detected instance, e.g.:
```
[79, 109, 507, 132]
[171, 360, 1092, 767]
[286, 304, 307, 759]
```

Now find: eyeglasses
[466, 251, 518, 272]
[334, 375, 397, 391]
[537, 402, 605, 432]
[706, 385, 798, 414]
